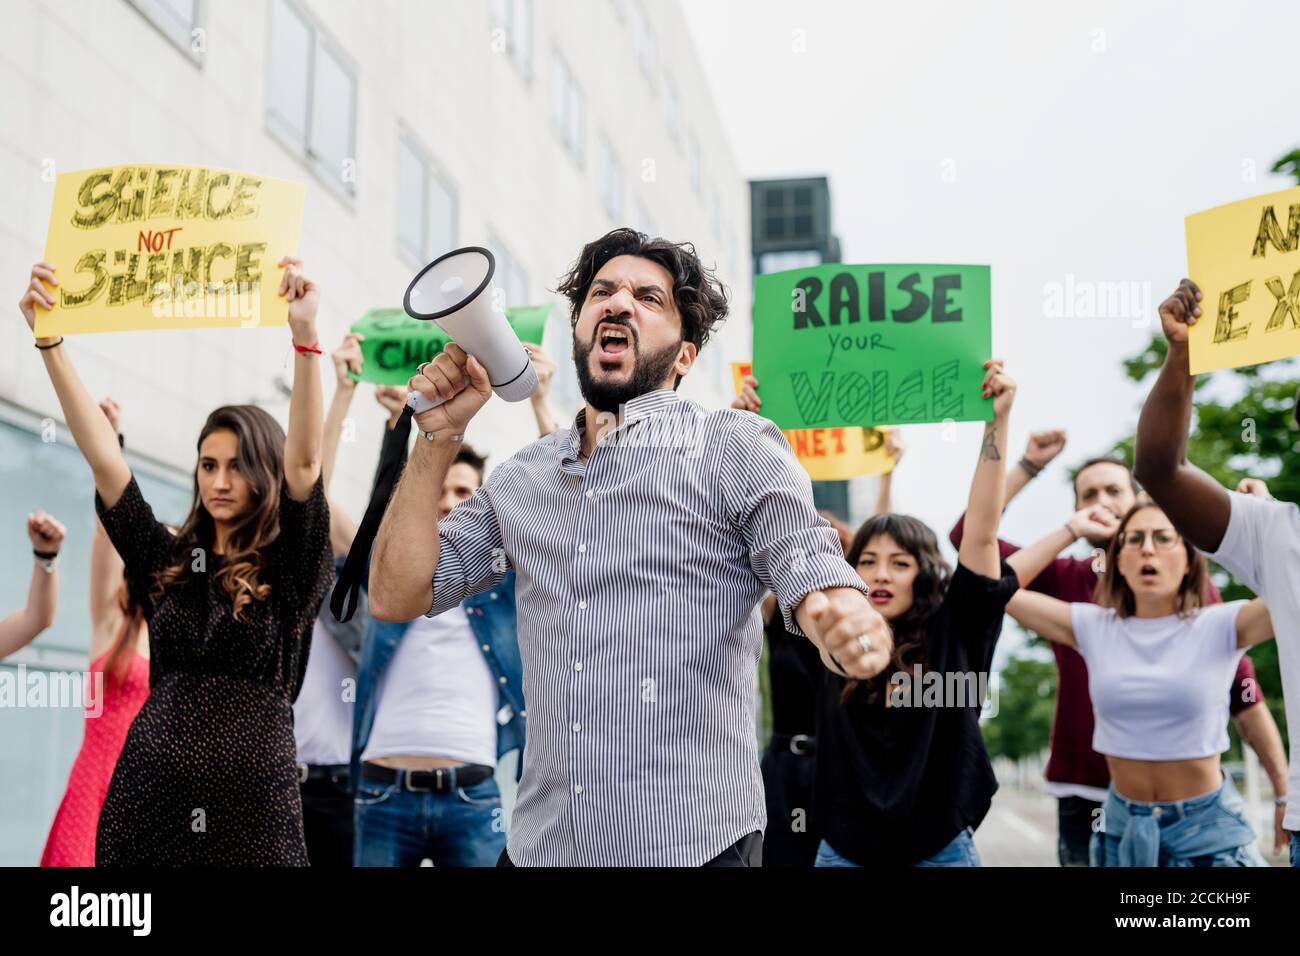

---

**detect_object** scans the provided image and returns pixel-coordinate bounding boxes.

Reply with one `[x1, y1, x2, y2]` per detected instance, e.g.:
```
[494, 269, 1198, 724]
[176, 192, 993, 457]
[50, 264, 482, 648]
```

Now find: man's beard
[573, 326, 682, 413]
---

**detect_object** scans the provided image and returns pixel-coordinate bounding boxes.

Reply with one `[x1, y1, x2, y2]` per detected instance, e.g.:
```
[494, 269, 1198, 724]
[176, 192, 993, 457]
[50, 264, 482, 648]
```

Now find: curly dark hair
[555, 227, 730, 356]
[841, 513, 952, 706]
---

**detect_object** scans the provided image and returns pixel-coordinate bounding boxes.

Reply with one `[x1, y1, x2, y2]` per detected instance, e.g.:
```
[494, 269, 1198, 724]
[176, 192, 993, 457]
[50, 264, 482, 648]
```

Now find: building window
[491, 0, 533, 81]
[598, 136, 624, 222]
[630, 3, 656, 91]
[397, 132, 458, 265]
[551, 52, 585, 167]
[126, 0, 203, 61]
[265, 0, 358, 199]
[688, 132, 702, 196]
[489, 234, 530, 308]
[664, 77, 680, 148]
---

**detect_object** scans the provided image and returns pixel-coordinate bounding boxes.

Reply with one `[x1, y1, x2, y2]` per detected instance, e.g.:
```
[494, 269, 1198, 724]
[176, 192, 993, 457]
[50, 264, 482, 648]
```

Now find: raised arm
[322, 332, 363, 494]
[958, 360, 1016, 579]
[1006, 506, 1117, 587]
[1005, 590, 1077, 647]
[522, 343, 560, 437]
[1133, 279, 1232, 552]
[0, 513, 65, 659]
[20, 263, 131, 507]
[369, 343, 493, 621]
[279, 257, 324, 502]
[89, 399, 126, 630]
[873, 429, 904, 515]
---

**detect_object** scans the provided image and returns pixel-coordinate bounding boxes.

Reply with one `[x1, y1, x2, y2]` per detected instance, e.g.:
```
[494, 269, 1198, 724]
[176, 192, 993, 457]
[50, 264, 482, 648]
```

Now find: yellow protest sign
[732, 362, 896, 481]
[1186, 185, 1300, 374]
[36, 164, 304, 336]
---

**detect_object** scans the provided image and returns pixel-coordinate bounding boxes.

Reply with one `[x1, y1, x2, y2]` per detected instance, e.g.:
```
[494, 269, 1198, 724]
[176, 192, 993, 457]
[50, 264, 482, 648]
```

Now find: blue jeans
[1291, 831, 1299, 868]
[814, 828, 982, 867]
[1090, 777, 1262, 867]
[353, 774, 506, 867]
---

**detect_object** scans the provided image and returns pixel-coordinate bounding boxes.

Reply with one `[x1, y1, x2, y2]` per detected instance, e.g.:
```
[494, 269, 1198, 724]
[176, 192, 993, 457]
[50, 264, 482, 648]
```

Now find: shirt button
[498, 675, 507, 684]
[574, 661, 583, 671]
[489, 592, 497, 599]
[578, 544, 587, 553]
[575, 784, 583, 795]
[572, 722, 581, 733]
[585, 489, 594, 499]
[578, 600, 587, 610]
[481, 644, 491, 652]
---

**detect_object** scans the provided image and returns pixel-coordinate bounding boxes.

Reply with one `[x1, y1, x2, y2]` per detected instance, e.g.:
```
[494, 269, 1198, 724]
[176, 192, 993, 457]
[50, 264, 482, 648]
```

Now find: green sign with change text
[349, 305, 552, 386]
[752, 264, 993, 430]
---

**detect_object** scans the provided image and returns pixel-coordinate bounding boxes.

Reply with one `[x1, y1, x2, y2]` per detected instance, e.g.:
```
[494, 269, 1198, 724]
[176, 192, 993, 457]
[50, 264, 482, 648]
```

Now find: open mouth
[1139, 564, 1158, 580]
[595, 321, 633, 361]
[869, 588, 893, 605]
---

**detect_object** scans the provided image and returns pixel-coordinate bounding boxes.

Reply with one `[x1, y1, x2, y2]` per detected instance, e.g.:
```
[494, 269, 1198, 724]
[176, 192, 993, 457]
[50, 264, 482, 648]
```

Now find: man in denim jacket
[351, 414, 527, 866]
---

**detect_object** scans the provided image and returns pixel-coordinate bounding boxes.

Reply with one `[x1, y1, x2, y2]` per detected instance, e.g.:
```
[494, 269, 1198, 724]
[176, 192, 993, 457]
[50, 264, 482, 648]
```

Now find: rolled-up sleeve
[429, 479, 508, 618]
[719, 413, 867, 636]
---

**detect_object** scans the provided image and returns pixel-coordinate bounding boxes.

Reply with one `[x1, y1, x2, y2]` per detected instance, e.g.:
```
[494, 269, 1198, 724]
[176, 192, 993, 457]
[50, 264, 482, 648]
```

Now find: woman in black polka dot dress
[21, 257, 333, 866]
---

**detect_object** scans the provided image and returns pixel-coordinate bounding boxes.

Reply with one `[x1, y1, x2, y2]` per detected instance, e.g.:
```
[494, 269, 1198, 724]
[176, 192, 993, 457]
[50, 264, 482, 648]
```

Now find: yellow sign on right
[1186, 184, 1300, 374]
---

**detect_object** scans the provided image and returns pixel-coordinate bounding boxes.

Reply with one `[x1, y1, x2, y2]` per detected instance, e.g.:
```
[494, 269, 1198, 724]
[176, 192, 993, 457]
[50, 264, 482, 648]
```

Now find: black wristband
[117, 432, 125, 449]
[35, 337, 64, 350]
[1018, 456, 1044, 478]
[33, 548, 59, 560]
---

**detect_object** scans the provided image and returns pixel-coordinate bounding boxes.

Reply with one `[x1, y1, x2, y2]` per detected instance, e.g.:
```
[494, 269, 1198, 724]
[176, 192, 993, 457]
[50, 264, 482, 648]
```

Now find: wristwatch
[417, 428, 464, 443]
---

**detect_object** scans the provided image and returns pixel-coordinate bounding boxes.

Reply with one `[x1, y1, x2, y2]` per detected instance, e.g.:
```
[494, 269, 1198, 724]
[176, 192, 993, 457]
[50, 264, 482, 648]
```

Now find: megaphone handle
[405, 375, 470, 414]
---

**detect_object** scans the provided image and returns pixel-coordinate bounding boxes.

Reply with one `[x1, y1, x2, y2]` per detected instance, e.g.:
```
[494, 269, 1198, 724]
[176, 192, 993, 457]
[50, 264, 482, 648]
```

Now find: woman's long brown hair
[1093, 502, 1209, 617]
[840, 514, 951, 705]
[152, 405, 287, 622]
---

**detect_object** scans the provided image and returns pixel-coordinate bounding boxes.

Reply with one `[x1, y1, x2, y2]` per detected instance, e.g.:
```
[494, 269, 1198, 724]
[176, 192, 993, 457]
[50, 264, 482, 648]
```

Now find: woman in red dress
[40, 399, 151, 867]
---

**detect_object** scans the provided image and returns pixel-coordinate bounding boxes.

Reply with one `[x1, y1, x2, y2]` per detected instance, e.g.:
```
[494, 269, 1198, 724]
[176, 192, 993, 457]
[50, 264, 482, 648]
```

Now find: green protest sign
[349, 305, 552, 385]
[752, 264, 992, 430]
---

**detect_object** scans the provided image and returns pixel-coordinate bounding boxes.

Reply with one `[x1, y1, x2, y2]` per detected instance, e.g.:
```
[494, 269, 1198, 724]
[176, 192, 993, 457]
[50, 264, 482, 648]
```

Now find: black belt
[297, 763, 350, 783]
[771, 734, 816, 756]
[360, 761, 494, 793]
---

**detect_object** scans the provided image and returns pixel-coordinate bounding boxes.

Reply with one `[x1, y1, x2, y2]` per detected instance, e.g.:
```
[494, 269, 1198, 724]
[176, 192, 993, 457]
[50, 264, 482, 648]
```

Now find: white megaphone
[402, 246, 538, 414]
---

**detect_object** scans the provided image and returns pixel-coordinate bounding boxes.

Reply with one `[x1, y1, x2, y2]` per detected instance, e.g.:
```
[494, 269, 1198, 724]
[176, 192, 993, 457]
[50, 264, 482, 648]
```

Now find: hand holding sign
[331, 333, 365, 389]
[278, 256, 319, 347]
[522, 342, 556, 403]
[407, 343, 492, 439]
[19, 262, 59, 342]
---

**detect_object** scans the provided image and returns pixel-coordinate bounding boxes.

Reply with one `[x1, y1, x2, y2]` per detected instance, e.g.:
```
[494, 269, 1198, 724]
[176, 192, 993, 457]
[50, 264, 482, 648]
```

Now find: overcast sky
[680, 0, 1300, 661]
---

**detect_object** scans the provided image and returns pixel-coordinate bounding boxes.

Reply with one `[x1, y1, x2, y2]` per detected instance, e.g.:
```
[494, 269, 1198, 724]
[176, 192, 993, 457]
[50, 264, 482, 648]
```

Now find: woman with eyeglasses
[1006, 501, 1275, 866]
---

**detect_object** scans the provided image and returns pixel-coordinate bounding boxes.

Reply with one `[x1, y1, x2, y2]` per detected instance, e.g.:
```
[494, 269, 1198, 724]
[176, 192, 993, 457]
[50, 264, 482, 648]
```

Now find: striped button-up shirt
[429, 389, 866, 865]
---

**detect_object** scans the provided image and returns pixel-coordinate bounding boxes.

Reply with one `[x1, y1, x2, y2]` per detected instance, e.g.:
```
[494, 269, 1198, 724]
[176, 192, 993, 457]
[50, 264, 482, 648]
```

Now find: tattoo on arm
[981, 426, 1001, 462]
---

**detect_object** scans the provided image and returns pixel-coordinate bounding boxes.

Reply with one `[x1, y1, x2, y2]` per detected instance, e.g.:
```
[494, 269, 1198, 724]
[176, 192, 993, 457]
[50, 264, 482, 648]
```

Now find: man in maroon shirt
[951, 433, 1289, 864]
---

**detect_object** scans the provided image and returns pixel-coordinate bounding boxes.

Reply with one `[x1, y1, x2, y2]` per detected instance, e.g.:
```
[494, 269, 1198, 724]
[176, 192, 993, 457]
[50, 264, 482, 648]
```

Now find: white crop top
[1070, 601, 1248, 761]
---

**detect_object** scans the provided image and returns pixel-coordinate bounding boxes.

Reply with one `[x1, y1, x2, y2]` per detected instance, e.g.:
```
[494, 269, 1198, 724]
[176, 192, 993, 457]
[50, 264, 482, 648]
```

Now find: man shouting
[368, 228, 892, 866]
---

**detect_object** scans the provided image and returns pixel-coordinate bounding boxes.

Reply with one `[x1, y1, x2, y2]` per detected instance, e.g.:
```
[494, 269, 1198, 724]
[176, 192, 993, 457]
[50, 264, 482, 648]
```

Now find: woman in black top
[21, 257, 332, 865]
[814, 359, 1025, 867]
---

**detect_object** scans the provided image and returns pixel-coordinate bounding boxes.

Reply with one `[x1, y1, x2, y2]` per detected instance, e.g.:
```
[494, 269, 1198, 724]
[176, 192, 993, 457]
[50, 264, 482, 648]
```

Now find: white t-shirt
[1209, 490, 1300, 830]
[293, 618, 357, 767]
[1070, 601, 1247, 763]
[361, 604, 499, 768]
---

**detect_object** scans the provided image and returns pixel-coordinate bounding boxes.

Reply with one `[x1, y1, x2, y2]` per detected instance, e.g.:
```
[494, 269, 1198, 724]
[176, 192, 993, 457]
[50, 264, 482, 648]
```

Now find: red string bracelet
[293, 341, 323, 355]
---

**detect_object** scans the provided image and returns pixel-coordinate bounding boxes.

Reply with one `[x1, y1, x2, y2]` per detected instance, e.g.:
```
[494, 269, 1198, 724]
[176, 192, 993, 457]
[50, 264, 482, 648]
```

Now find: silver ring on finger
[856, 634, 873, 654]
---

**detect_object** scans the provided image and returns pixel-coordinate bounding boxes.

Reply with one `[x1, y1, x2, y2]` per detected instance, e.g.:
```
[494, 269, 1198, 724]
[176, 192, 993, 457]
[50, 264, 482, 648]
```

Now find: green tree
[982, 654, 1057, 761]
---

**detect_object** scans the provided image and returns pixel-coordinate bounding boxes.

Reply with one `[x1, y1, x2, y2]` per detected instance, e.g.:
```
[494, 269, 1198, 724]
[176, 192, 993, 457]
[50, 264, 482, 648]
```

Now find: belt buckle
[789, 734, 811, 756]
[297, 762, 309, 784]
